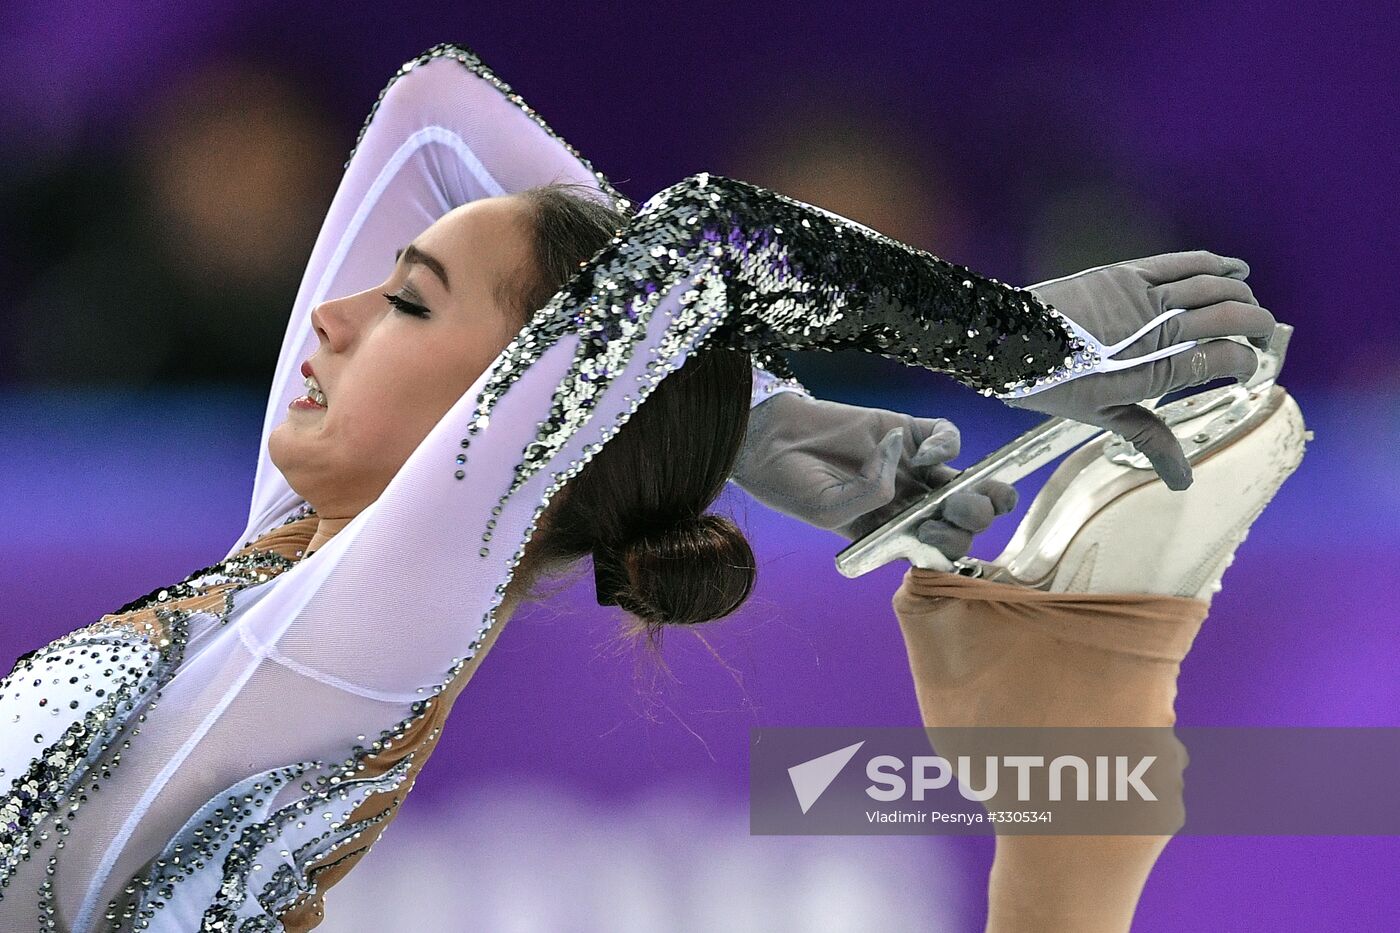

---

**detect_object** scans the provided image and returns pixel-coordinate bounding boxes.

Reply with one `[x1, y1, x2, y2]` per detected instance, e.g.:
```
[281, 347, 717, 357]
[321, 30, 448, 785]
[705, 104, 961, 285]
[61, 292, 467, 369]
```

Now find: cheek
[277, 323, 508, 494]
[351, 334, 488, 456]
[417, 329, 507, 410]
[333, 381, 428, 477]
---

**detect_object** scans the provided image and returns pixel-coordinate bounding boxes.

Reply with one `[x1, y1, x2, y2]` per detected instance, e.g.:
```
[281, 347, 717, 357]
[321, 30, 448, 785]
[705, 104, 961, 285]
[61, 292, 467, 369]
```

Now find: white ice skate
[838, 325, 1309, 604]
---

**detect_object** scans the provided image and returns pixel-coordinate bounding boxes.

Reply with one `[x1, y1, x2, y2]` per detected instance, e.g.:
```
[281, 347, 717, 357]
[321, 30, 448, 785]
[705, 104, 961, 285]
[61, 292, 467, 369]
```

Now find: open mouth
[301, 373, 327, 407]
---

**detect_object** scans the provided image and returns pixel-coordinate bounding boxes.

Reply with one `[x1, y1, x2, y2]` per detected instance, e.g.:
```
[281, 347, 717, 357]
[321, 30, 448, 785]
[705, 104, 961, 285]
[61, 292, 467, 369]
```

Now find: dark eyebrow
[395, 243, 452, 292]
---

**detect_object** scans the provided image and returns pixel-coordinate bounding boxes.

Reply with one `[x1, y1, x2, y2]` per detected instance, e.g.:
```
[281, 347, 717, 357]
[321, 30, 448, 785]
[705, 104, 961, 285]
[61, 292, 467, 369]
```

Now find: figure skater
[0, 42, 1275, 932]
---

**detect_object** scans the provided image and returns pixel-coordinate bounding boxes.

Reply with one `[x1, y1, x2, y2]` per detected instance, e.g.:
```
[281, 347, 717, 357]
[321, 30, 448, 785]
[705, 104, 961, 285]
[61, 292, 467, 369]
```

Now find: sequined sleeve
[550, 172, 1091, 398]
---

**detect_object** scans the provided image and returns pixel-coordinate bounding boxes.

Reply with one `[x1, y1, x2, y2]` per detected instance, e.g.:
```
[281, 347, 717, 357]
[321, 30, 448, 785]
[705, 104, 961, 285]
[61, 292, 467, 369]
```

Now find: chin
[267, 423, 289, 466]
[266, 426, 305, 490]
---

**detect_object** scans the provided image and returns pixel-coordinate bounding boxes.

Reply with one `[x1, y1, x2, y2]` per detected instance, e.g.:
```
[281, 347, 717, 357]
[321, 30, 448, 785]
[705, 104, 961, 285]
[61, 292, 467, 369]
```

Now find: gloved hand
[729, 392, 1017, 557]
[1015, 250, 1278, 491]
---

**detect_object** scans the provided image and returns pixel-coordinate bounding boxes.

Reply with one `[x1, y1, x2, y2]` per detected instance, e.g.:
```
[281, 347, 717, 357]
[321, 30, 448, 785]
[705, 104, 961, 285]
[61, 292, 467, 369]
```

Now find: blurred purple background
[1, 2, 1396, 930]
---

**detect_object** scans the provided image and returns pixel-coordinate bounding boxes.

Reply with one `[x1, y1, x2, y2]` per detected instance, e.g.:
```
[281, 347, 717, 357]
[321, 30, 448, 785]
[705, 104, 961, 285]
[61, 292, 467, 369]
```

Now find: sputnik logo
[787, 741, 865, 814]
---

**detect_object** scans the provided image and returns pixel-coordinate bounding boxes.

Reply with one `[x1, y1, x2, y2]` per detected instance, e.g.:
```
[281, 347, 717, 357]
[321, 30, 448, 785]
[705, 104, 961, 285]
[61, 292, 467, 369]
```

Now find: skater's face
[269, 194, 533, 519]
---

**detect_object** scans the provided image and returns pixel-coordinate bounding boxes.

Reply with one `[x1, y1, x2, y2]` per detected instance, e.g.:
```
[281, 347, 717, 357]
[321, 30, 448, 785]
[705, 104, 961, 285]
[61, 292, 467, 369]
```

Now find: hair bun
[596, 512, 756, 631]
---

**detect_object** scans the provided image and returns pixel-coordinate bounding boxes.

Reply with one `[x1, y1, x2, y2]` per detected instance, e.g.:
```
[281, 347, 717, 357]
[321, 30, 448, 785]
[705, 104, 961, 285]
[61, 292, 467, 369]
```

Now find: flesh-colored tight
[891, 567, 1211, 933]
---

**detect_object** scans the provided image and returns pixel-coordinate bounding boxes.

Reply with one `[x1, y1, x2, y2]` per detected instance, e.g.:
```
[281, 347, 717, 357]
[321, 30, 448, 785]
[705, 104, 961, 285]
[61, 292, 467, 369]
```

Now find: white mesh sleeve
[233, 46, 790, 553]
[233, 47, 623, 549]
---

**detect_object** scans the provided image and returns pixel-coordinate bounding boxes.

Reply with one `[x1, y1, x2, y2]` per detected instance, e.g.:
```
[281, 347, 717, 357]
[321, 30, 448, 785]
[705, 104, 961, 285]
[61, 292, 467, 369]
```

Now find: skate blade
[835, 325, 1295, 577]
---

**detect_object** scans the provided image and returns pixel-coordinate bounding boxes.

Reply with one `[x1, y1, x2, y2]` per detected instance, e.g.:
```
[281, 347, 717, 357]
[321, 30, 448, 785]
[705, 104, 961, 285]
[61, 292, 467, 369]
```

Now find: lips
[296, 358, 327, 408]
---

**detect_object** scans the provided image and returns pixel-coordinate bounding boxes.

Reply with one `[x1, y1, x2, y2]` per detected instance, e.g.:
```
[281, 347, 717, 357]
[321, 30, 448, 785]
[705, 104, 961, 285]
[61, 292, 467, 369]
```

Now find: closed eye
[383, 292, 431, 318]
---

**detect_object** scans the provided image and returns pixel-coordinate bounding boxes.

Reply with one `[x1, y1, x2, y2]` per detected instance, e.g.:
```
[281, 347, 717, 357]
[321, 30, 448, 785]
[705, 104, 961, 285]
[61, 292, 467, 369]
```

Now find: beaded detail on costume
[750, 361, 810, 406]
[0, 522, 311, 929]
[46, 502, 447, 931]
[0, 609, 189, 907]
[108, 756, 414, 929]
[0, 498, 441, 932]
[0, 492, 451, 931]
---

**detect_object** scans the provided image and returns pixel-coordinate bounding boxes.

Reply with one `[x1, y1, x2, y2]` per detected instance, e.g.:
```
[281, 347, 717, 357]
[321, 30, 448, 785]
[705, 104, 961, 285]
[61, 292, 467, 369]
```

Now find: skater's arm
[575, 173, 1273, 491]
[558, 172, 1086, 398]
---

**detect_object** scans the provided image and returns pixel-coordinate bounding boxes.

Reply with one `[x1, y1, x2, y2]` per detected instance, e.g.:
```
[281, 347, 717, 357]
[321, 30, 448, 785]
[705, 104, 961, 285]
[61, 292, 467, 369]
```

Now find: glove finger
[809, 425, 907, 528]
[915, 520, 973, 560]
[1151, 274, 1257, 311]
[909, 418, 961, 466]
[1100, 404, 1194, 490]
[913, 463, 960, 494]
[1025, 332, 1257, 409]
[937, 490, 996, 533]
[1149, 337, 1259, 397]
[862, 425, 907, 504]
[1130, 250, 1250, 286]
[982, 480, 1019, 515]
[1116, 300, 1276, 360]
[1162, 301, 1276, 350]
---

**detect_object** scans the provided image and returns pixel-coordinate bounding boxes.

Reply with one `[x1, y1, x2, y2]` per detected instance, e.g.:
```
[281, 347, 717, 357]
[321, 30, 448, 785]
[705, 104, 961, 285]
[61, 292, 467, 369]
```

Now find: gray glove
[1017, 250, 1278, 490]
[730, 392, 1017, 556]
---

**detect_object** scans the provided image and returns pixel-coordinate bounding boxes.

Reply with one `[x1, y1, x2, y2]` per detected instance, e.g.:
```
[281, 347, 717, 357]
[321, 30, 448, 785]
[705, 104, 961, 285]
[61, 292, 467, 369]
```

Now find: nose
[309, 293, 366, 354]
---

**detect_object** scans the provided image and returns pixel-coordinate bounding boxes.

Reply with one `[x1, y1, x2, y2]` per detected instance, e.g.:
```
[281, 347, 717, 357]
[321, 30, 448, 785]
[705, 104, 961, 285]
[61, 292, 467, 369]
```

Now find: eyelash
[383, 292, 431, 318]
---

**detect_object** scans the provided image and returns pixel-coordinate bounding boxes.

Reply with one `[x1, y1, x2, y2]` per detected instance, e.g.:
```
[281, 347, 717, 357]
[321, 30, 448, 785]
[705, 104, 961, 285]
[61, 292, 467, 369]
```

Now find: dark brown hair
[503, 182, 757, 647]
